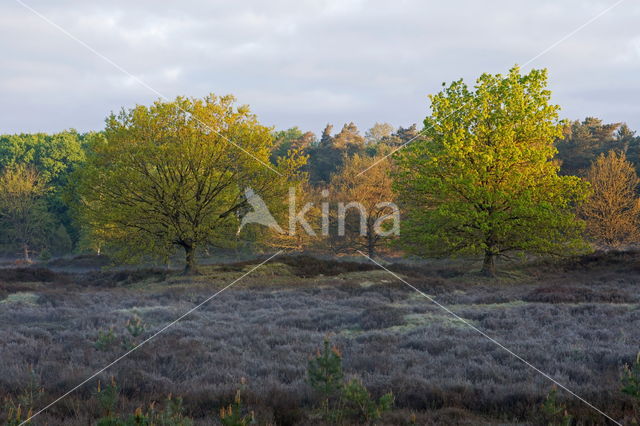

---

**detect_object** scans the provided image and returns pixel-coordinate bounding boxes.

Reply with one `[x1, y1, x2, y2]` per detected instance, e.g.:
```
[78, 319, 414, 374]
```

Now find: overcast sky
[1, 0, 639, 136]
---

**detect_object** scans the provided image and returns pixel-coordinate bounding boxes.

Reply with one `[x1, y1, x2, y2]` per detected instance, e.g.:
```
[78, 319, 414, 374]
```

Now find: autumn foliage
[581, 151, 640, 248]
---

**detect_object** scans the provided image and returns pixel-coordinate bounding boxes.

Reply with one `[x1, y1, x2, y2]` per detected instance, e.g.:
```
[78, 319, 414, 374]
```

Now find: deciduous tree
[365, 123, 394, 145]
[328, 153, 399, 257]
[0, 130, 89, 247]
[75, 94, 305, 273]
[0, 165, 52, 261]
[394, 66, 589, 276]
[581, 151, 640, 248]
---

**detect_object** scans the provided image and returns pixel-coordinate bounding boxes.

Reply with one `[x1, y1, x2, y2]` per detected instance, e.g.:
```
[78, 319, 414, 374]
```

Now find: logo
[237, 187, 283, 234]
[237, 187, 400, 237]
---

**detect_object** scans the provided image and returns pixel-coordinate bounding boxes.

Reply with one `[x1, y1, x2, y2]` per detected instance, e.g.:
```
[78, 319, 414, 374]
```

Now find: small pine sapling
[96, 377, 120, 425]
[95, 327, 118, 351]
[622, 352, 640, 420]
[219, 379, 255, 426]
[341, 378, 394, 424]
[541, 386, 572, 426]
[307, 337, 344, 412]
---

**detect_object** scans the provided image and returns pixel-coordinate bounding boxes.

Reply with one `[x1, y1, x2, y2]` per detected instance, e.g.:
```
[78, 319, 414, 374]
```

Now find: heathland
[1, 252, 639, 424]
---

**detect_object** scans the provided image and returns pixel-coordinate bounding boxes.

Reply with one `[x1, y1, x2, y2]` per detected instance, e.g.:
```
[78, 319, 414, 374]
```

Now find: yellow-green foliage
[74, 94, 306, 272]
[341, 378, 394, 423]
[4, 403, 32, 426]
[394, 66, 590, 275]
[1, 292, 39, 305]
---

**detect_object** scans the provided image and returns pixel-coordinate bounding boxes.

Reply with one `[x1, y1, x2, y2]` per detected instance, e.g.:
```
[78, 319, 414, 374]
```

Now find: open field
[1, 253, 639, 424]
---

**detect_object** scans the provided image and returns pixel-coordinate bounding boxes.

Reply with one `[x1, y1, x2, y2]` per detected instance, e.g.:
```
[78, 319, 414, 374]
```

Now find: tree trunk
[481, 250, 496, 277]
[23, 244, 31, 263]
[367, 233, 375, 258]
[183, 243, 198, 275]
[366, 220, 376, 258]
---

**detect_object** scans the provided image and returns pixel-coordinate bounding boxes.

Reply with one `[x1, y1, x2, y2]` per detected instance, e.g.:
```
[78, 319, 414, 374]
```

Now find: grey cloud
[1, 0, 639, 135]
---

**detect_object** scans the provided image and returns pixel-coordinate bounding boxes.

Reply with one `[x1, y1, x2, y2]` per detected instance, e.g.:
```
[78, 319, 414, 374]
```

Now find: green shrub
[96, 378, 193, 426]
[96, 377, 120, 424]
[622, 352, 640, 399]
[3, 402, 32, 425]
[219, 382, 255, 426]
[541, 386, 572, 426]
[123, 407, 150, 425]
[122, 314, 146, 350]
[126, 315, 146, 338]
[95, 327, 118, 351]
[95, 315, 147, 352]
[341, 378, 394, 424]
[307, 337, 344, 410]
[148, 395, 192, 426]
[39, 248, 51, 261]
[622, 352, 640, 421]
[307, 338, 394, 424]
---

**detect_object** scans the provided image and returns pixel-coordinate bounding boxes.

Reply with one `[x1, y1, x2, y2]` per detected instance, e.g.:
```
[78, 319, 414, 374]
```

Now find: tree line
[1, 67, 640, 275]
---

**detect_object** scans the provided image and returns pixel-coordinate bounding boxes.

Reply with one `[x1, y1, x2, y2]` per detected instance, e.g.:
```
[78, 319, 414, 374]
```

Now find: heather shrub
[0, 267, 66, 283]
[16, 367, 43, 412]
[561, 250, 639, 272]
[359, 306, 405, 330]
[524, 286, 631, 304]
[280, 255, 377, 277]
[111, 269, 169, 285]
[78, 268, 169, 288]
[2, 366, 43, 425]
[221, 255, 378, 277]
[2, 255, 640, 423]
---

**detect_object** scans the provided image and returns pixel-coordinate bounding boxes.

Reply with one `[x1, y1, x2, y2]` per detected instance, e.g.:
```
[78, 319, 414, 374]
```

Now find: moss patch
[1, 292, 39, 305]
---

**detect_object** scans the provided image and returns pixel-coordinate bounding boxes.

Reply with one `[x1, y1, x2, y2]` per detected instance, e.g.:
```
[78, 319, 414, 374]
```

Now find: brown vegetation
[327, 154, 398, 257]
[581, 151, 640, 248]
